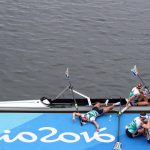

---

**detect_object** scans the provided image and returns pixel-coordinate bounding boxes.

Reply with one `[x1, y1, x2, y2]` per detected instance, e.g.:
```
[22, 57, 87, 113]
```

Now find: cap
[140, 112, 146, 118]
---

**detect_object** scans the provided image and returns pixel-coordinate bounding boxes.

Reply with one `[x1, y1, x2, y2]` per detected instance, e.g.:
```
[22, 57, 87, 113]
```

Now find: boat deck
[0, 98, 150, 113]
[0, 105, 150, 113]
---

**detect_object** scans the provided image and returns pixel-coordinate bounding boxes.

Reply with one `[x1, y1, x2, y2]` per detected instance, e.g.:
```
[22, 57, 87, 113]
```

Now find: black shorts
[126, 129, 134, 138]
[126, 129, 139, 138]
[92, 107, 104, 115]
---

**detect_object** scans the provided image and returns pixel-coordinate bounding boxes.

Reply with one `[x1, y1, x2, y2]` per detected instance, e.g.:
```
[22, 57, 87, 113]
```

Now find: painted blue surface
[0, 113, 149, 150]
[0, 113, 43, 134]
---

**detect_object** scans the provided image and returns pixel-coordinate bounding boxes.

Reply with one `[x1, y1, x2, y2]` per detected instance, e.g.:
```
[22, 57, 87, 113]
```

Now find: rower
[126, 83, 149, 106]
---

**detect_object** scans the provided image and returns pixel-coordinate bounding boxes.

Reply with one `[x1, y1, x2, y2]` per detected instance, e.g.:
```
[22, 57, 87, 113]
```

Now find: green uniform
[82, 110, 99, 122]
[127, 117, 142, 134]
[128, 87, 141, 105]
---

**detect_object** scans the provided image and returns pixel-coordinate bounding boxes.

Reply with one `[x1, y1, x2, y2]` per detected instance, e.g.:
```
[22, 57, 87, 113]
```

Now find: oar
[65, 68, 78, 111]
[120, 65, 150, 113]
[40, 68, 78, 108]
[131, 65, 150, 93]
[114, 98, 122, 150]
[65, 68, 83, 125]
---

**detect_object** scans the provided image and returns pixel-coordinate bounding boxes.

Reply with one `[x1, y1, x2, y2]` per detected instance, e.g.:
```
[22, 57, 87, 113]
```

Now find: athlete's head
[140, 112, 147, 120]
[80, 116, 87, 126]
[137, 83, 142, 89]
[81, 116, 88, 122]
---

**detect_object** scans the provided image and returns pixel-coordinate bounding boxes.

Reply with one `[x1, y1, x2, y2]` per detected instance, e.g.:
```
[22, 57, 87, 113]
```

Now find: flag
[131, 65, 138, 76]
[65, 68, 69, 78]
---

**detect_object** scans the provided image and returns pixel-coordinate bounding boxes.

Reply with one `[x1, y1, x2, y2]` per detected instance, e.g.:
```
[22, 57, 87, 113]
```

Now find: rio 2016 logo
[0, 127, 115, 143]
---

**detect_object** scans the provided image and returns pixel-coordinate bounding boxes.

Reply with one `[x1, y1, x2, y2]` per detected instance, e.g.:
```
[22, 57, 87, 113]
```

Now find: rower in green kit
[72, 101, 120, 132]
[126, 112, 148, 138]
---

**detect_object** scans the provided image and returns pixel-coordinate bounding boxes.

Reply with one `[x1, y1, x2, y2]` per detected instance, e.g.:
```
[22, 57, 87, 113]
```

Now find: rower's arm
[92, 120, 100, 132]
[126, 95, 137, 105]
[142, 117, 150, 129]
[72, 112, 81, 122]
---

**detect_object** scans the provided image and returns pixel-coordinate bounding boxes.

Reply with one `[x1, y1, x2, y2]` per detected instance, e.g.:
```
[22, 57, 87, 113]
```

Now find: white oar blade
[131, 65, 139, 76]
[65, 68, 70, 78]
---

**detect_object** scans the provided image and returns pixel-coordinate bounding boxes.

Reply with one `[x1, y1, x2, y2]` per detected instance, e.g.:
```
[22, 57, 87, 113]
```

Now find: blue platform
[0, 113, 149, 150]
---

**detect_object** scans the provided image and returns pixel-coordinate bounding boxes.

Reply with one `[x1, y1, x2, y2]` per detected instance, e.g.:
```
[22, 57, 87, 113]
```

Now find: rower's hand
[96, 128, 100, 132]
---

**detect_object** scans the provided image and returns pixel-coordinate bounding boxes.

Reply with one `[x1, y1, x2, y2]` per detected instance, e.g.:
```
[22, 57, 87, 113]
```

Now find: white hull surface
[0, 100, 49, 108]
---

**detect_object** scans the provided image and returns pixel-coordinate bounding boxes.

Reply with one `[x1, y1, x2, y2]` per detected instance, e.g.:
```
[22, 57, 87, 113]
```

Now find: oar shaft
[137, 74, 145, 86]
[117, 113, 120, 141]
[51, 86, 69, 101]
[117, 99, 121, 141]
[67, 78, 79, 112]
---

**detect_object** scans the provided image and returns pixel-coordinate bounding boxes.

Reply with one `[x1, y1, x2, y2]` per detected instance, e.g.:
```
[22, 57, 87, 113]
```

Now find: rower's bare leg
[138, 101, 149, 106]
[133, 128, 144, 137]
[138, 94, 148, 101]
[137, 94, 149, 106]
[103, 102, 120, 113]
[143, 95, 149, 104]
[103, 105, 114, 113]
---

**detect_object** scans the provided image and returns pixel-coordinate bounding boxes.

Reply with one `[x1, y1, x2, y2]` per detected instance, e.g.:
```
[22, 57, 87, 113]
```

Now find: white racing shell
[0, 100, 49, 108]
